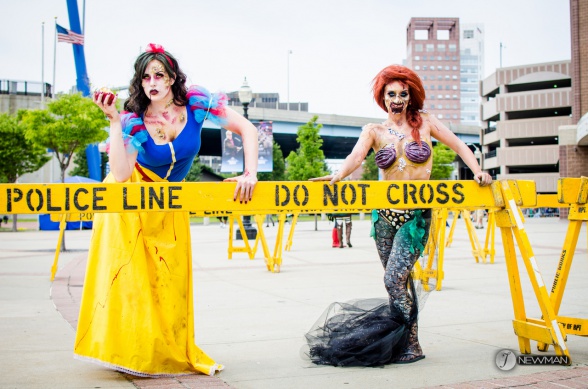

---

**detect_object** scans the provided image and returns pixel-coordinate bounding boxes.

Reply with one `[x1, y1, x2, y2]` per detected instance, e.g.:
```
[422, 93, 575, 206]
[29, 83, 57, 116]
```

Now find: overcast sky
[1, 0, 571, 119]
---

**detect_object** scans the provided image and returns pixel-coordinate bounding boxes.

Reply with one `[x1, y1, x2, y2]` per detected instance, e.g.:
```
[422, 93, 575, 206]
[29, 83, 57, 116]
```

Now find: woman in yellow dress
[74, 43, 258, 377]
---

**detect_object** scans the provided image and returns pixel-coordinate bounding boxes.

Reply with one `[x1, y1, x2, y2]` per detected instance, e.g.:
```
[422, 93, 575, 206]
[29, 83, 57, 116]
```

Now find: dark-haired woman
[305, 64, 491, 366]
[74, 43, 258, 377]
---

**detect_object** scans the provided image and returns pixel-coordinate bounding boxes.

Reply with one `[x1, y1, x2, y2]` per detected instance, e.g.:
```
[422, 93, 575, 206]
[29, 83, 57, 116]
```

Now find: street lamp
[472, 144, 482, 169]
[465, 143, 483, 180]
[238, 77, 252, 118]
[236, 77, 257, 240]
[467, 143, 482, 162]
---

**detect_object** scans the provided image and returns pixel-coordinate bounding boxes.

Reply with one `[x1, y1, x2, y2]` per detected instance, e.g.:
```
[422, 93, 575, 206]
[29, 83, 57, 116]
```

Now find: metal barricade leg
[498, 181, 570, 362]
[285, 213, 299, 251]
[50, 213, 68, 281]
[483, 210, 497, 263]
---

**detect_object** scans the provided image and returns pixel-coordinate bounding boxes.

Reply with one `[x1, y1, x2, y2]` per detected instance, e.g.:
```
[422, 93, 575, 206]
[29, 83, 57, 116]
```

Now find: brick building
[406, 18, 461, 123]
[560, 0, 588, 184]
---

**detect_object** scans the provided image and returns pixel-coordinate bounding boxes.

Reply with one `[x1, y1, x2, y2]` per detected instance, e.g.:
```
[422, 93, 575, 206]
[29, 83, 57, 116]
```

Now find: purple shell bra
[375, 141, 431, 169]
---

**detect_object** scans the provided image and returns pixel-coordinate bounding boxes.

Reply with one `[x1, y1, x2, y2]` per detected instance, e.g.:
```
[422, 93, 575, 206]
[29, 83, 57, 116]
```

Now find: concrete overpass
[200, 106, 482, 159]
[0, 80, 481, 160]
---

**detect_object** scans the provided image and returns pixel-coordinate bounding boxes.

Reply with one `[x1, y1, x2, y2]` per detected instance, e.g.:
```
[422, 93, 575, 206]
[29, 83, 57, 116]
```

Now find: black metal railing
[0, 80, 52, 97]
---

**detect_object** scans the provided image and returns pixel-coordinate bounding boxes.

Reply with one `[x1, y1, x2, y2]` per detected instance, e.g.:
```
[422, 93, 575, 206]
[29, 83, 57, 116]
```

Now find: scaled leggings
[373, 209, 431, 354]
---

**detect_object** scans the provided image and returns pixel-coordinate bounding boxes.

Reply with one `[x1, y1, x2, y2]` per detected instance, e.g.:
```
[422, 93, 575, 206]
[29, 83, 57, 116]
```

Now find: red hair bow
[145, 43, 174, 69]
[145, 43, 165, 54]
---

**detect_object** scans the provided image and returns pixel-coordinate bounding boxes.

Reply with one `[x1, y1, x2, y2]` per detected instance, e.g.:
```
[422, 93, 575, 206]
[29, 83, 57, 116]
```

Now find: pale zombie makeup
[142, 60, 173, 100]
[384, 82, 410, 115]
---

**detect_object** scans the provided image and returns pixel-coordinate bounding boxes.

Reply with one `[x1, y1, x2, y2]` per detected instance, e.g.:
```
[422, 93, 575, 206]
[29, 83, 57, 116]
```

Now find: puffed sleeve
[186, 85, 229, 127]
[105, 112, 148, 154]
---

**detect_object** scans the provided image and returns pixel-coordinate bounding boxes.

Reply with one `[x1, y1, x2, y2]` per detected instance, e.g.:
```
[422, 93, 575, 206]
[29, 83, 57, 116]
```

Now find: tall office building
[406, 18, 461, 123]
[460, 24, 485, 126]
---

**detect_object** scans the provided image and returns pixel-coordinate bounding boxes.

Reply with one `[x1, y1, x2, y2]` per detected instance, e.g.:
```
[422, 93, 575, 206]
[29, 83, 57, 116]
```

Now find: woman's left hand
[474, 172, 492, 186]
[224, 172, 258, 203]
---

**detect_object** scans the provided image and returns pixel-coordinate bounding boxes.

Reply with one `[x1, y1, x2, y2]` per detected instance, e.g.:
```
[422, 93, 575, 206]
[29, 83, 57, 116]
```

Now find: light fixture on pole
[473, 147, 482, 162]
[466, 143, 484, 180]
[287, 50, 292, 111]
[238, 77, 252, 119]
[236, 77, 257, 240]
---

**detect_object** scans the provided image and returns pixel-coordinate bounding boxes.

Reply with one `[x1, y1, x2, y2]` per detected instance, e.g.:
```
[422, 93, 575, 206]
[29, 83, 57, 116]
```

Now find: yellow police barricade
[223, 212, 299, 273]
[420, 208, 446, 291]
[252, 212, 299, 273]
[483, 209, 497, 263]
[446, 194, 569, 269]
[423, 207, 486, 291]
[443, 209, 486, 262]
[536, 177, 587, 352]
[46, 208, 299, 277]
[0, 179, 575, 362]
[478, 194, 567, 267]
[187, 210, 298, 273]
[47, 212, 95, 281]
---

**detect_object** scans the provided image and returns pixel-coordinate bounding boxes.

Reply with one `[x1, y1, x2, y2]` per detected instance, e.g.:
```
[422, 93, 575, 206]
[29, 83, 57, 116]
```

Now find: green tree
[430, 143, 457, 180]
[69, 151, 89, 178]
[0, 113, 51, 231]
[69, 150, 109, 180]
[360, 151, 378, 180]
[184, 156, 203, 182]
[20, 93, 109, 183]
[285, 116, 328, 180]
[0, 113, 50, 183]
[258, 141, 286, 181]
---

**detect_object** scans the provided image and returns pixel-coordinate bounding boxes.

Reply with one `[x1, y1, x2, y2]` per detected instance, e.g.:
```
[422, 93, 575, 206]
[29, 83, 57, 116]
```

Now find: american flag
[56, 23, 84, 45]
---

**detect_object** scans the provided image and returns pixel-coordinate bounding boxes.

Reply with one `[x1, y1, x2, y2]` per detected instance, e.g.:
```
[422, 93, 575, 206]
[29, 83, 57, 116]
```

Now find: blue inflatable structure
[66, 0, 102, 182]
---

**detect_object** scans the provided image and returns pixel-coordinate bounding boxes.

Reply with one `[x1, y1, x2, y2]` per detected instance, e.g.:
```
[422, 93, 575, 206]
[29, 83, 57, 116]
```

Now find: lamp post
[472, 144, 482, 169]
[236, 77, 257, 240]
[465, 143, 483, 180]
[287, 49, 292, 110]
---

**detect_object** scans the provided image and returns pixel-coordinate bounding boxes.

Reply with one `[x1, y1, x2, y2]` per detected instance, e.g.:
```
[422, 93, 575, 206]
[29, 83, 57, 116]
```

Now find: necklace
[148, 99, 174, 140]
[388, 128, 405, 140]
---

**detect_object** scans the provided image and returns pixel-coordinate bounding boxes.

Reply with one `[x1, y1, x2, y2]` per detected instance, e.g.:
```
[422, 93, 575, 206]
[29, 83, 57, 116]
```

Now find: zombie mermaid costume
[303, 135, 433, 366]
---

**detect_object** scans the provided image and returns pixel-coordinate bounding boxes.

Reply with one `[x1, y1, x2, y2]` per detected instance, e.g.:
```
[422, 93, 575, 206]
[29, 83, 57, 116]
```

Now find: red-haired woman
[305, 65, 491, 366]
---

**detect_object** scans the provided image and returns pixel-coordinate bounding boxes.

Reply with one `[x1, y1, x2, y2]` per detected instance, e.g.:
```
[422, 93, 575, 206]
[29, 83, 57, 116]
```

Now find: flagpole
[52, 17, 57, 98]
[82, 0, 86, 33]
[41, 22, 45, 108]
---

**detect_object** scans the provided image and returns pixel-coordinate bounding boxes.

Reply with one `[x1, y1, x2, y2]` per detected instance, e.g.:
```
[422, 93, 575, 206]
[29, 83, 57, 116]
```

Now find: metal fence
[0, 80, 52, 97]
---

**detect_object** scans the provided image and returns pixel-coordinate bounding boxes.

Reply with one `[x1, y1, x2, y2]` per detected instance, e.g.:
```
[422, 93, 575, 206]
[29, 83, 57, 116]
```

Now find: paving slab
[0, 216, 587, 388]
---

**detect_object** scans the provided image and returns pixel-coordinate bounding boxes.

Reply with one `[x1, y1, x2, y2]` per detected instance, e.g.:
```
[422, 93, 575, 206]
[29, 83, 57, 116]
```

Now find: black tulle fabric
[303, 293, 418, 367]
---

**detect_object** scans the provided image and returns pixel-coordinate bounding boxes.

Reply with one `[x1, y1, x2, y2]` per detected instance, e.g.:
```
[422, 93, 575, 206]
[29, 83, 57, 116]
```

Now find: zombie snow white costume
[74, 86, 227, 377]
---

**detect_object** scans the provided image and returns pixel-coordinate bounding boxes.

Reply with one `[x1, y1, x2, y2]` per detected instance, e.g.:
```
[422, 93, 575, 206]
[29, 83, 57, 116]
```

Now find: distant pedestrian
[217, 216, 228, 228]
[265, 214, 275, 227]
[333, 213, 352, 248]
[475, 209, 485, 229]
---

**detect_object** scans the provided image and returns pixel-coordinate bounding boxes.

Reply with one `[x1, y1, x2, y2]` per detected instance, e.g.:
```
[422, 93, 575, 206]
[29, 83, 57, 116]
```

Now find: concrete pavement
[1, 216, 588, 388]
